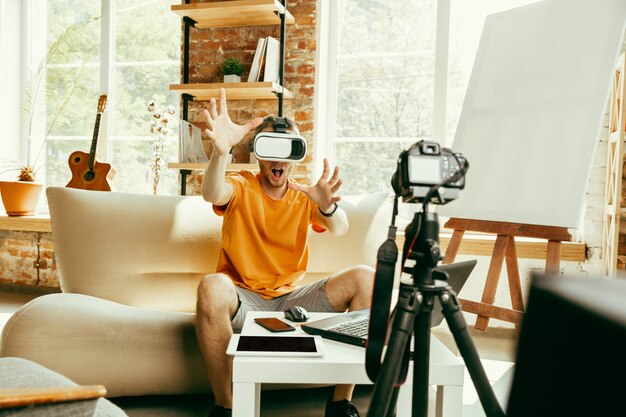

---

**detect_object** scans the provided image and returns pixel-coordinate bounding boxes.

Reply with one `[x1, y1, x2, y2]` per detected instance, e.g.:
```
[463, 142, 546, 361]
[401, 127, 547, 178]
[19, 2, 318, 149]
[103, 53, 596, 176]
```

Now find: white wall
[0, 0, 23, 170]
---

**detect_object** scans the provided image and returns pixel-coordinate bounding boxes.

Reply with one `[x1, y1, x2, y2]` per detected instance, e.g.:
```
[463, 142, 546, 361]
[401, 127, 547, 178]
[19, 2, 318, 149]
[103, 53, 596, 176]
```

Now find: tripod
[366, 207, 506, 417]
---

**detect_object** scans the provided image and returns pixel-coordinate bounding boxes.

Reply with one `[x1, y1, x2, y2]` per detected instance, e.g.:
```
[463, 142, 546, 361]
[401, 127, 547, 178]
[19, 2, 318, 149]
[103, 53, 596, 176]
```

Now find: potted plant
[0, 19, 94, 216]
[222, 58, 244, 83]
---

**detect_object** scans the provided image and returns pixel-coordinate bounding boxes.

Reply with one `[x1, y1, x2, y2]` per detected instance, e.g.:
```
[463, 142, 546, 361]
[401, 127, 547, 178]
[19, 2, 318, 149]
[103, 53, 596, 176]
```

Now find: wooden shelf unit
[170, 1, 295, 194]
[171, 0, 295, 29]
[169, 0, 294, 102]
[169, 82, 292, 101]
[602, 53, 626, 274]
[0, 215, 51, 233]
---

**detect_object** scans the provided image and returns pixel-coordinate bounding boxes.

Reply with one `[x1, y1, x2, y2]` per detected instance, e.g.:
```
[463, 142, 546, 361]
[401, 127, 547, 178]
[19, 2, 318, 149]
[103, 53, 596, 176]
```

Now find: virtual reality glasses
[252, 117, 307, 162]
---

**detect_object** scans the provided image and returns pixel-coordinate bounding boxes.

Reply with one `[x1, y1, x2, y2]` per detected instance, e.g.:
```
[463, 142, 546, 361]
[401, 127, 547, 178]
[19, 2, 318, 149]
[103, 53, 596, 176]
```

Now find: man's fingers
[218, 88, 227, 115]
[203, 109, 214, 128]
[330, 178, 342, 194]
[320, 158, 330, 179]
[208, 98, 218, 120]
[247, 117, 264, 131]
[328, 166, 340, 184]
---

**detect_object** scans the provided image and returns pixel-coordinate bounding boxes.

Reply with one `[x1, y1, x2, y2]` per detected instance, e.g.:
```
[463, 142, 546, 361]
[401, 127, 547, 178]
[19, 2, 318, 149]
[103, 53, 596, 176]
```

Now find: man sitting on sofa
[196, 88, 374, 417]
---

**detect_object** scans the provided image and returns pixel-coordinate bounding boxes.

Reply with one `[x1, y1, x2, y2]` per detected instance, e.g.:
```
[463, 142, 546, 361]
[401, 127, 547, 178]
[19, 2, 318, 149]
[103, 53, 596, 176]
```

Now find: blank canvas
[438, 0, 626, 228]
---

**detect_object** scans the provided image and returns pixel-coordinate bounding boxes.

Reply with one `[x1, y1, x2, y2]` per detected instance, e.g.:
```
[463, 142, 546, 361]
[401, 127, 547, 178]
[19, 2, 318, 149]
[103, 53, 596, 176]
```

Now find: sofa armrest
[0, 294, 208, 397]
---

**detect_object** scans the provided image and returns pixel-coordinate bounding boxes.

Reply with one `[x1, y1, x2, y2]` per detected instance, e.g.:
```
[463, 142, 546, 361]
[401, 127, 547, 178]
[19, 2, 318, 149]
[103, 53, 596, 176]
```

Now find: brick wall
[0, 231, 58, 289]
[182, 0, 318, 195]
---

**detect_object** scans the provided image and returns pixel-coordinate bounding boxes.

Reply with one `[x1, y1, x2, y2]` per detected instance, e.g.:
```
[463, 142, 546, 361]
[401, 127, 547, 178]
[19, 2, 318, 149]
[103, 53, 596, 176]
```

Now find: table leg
[435, 385, 463, 417]
[232, 382, 261, 417]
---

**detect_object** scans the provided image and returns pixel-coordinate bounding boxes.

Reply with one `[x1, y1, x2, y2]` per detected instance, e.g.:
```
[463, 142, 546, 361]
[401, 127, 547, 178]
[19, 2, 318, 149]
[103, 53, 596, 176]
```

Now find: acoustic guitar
[66, 95, 115, 191]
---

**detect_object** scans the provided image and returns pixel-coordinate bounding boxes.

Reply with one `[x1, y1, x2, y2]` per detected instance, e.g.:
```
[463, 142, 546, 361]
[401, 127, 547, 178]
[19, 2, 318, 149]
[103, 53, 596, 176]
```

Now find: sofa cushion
[47, 187, 392, 311]
[47, 187, 221, 312]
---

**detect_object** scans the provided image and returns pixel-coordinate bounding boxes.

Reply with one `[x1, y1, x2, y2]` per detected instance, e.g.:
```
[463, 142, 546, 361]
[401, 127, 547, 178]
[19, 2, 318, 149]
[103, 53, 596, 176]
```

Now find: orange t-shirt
[213, 171, 326, 299]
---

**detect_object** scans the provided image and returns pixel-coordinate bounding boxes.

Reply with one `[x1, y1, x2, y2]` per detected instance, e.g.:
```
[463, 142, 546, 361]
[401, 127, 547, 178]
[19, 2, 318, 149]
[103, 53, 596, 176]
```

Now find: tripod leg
[439, 289, 506, 417]
[412, 298, 433, 417]
[368, 286, 421, 417]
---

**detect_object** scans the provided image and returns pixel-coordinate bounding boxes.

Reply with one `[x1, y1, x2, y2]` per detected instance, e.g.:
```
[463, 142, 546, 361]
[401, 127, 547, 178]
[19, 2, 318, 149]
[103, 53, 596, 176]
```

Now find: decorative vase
[145, 165, 164, 195]
[224, 74, 241, 83]
[0, 181, 44, 216]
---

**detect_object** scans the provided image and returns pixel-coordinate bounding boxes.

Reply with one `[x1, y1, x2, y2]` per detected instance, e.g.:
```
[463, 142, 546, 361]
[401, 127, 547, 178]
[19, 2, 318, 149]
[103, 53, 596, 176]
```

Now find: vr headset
[253, 116, 307, 162]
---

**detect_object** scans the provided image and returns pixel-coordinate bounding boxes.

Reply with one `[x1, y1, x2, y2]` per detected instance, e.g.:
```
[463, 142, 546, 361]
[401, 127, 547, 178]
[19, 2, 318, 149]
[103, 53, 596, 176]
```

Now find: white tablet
[226, 335, 325, 357]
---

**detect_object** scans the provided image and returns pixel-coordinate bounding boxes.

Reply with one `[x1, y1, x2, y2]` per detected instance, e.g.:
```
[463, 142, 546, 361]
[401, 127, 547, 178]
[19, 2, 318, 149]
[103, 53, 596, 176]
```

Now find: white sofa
[0, 186, 391, 397]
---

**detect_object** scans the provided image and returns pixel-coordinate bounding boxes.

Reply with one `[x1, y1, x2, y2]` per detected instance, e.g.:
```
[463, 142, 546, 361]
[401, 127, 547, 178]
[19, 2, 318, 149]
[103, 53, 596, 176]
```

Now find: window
[320, 0, 542, 199]
[23, 0, 181, 195]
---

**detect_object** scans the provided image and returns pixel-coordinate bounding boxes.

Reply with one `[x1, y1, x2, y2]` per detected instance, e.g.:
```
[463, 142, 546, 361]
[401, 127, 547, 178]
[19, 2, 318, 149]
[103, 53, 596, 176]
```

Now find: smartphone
[254, 317, 296, 333]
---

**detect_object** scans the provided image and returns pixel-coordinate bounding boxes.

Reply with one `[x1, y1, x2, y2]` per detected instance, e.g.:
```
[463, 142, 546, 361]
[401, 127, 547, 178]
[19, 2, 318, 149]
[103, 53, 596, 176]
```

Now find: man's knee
[197, 273, 238, 317]
[327, 265, 375, 305]
[348, 265, 375, 295]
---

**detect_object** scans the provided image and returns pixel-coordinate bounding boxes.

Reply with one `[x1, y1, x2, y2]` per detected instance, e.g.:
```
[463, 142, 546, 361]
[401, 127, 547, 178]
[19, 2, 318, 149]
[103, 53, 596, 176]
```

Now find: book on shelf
[262, 36, 280, 83]
[179, 120, 208, 163]
[247, 37, 267, 82]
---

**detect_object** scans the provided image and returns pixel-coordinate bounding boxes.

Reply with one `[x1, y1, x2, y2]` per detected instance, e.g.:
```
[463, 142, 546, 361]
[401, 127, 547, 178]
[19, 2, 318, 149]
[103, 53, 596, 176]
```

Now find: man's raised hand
[288, 158, 342, 212]
[203, 88, 263, 156]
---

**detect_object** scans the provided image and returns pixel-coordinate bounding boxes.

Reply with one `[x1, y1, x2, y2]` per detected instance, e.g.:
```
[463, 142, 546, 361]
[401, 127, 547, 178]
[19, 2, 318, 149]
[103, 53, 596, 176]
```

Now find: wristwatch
[318, 202, 339, 217]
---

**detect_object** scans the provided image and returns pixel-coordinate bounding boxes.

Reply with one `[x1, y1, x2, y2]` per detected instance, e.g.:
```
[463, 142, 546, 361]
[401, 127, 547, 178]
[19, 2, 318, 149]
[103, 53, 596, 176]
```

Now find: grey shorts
[230, 277, 341, 332]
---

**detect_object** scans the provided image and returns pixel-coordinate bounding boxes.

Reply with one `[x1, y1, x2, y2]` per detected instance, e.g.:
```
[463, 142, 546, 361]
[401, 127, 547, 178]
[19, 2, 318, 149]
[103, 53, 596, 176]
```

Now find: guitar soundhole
[83, 171, 95, 182]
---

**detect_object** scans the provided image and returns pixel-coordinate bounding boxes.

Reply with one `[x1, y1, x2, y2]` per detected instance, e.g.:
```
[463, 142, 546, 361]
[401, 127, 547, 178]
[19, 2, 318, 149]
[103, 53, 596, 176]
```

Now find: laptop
[301, 260, 477, 347]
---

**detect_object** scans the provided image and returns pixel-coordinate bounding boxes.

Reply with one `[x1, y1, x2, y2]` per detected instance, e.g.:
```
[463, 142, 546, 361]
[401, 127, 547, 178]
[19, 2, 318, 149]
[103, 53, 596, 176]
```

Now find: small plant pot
[0, 181, 44, 216]
[224, 74, 241, 83]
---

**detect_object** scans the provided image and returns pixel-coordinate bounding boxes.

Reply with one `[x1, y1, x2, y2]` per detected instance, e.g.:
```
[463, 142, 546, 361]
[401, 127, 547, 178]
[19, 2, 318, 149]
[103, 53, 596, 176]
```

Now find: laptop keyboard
[327, 315, 370, 337]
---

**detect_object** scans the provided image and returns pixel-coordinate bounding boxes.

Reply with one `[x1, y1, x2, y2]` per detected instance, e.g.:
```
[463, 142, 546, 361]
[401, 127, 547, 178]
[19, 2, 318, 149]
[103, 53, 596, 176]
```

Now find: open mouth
[271, 168, 284, 180]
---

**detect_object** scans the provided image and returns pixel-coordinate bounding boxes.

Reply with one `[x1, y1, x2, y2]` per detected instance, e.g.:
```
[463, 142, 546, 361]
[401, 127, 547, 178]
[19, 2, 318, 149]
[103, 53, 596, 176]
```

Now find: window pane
[336, 56, 434, 138]
[336, 141, 413, 196]
[46, 67, 100, 136]
[112, 65, 180, 136]
[337, 0, 437, 54]
[110, 0, 181, 195]
[111, 139, 179, 195]
[28, 1, 100, 188]
[115, 0, 181, 62]
[334, 0, 437, 197]
[46, 0, 100, 63]
[45, 139, 91, 187]
[335, 0, 437, 138]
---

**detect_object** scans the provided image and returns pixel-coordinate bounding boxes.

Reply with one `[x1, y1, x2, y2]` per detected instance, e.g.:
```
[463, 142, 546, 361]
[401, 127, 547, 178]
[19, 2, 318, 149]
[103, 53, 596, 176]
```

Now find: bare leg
[196, 273, 240, 408]
[324, 265, 375, 401]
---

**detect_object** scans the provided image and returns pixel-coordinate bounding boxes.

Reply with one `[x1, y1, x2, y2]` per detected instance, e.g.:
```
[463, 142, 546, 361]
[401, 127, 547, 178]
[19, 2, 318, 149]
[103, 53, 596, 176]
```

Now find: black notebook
[301, 260, 477, 347]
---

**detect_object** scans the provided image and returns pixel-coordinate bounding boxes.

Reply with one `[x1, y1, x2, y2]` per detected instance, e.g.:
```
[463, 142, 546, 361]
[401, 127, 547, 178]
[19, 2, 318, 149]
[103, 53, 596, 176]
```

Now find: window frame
[15, 0, 181, 194]
[315, 0, 452, 182]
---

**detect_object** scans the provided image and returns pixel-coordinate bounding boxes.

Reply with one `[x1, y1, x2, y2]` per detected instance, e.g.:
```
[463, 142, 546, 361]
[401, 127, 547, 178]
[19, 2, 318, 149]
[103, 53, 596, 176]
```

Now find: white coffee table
[231, 311, 464, 417]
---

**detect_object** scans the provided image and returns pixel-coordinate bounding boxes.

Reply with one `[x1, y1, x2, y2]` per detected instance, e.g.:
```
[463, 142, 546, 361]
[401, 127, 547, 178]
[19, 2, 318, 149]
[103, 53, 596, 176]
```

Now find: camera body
[391, 140, 466, 204]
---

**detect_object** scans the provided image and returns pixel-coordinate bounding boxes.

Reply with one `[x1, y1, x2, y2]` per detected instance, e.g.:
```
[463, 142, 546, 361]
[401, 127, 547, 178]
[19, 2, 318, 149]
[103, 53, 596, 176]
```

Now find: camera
[391, 140, 467, 204]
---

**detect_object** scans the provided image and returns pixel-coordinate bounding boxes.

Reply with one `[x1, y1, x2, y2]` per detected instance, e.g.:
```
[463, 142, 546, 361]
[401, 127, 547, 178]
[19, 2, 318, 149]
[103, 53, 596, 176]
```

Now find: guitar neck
[87, 113, 102, 171]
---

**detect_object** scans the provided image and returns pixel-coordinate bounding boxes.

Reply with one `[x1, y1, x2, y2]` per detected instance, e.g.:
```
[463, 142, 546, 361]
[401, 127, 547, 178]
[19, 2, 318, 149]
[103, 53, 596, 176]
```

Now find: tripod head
[401, 210, 441, 287]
